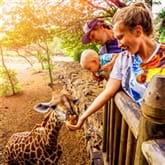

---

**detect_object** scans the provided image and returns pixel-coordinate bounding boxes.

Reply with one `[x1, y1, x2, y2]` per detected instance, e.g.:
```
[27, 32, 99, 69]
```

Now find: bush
[70, 44, 99, 62]
[0, 67, 21, 96]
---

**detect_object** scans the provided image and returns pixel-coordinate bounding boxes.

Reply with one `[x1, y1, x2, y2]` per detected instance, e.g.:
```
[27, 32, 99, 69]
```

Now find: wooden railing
[102, 76, 165, 165]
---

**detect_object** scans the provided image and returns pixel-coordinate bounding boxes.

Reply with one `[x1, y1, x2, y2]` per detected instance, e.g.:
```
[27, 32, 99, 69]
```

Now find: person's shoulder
[114, 51, 132, 66]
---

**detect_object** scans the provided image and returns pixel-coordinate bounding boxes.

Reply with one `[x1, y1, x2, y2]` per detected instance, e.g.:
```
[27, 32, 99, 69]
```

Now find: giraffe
[3, 83, 79, 165]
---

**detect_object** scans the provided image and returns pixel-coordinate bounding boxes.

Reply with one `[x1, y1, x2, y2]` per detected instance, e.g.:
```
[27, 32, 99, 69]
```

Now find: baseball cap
[82, 19, 105, 44]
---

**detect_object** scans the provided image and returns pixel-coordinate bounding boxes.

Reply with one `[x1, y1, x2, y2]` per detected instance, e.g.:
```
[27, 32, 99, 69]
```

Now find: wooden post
[109, 99, 115, 164]
[106, 100, 111, 162]
[125, 129, 136, 165]
[112, 104, 122, 165]
[102, 103, 108, 153]
[135, 76, 165, 165]
[118, 118, 128, 165]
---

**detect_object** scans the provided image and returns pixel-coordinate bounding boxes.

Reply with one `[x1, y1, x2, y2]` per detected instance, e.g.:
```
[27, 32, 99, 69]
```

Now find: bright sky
[152, 1, 165, 18]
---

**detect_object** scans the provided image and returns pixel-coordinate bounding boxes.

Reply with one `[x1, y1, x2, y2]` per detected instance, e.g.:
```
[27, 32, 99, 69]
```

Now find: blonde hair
[80, 49, 99, 68]
[112, 2, 153, 36]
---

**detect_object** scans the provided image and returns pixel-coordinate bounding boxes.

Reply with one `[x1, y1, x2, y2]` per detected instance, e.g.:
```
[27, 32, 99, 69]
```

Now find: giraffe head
[33, 82, 79, 125]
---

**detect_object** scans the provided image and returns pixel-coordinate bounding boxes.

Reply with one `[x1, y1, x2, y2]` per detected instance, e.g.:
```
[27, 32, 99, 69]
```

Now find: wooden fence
[102, 76, 165, 165]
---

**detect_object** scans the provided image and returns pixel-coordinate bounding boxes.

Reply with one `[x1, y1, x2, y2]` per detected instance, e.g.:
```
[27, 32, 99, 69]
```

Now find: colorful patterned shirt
[110, 43, 165, 105]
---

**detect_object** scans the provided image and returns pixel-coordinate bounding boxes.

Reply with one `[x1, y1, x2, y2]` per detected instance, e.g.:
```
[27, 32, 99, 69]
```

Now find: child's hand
[92, 73, 104, 82]
[101, 63, 113, 71]
[101, 53, 119, 71]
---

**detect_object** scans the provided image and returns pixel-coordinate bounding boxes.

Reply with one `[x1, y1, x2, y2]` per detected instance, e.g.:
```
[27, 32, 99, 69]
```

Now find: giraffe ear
[33, 102, 51, 113]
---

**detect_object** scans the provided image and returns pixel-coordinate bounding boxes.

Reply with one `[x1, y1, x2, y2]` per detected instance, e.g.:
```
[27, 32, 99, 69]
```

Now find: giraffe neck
[41, 110, 63, 146]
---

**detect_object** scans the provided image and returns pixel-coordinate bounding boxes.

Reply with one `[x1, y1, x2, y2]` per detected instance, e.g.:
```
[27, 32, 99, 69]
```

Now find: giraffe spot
[24, 152, 30, 160]
[37, 148, 42, 158]
[31, 151, 36, 158]
[29, 136, 33, 142]
[50, 153, 56, 161]
[25, 144, 30, 152]
[31, 143, 35, 151]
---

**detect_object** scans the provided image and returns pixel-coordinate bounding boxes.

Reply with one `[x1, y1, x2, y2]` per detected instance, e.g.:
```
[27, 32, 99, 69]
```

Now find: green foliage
[158, 9, 165, 31]
[159, 9, 165, 18]
[65, 42, 99, 62]
[159, 29, 165, 43]
[0, 67, 21, 96]
[36, 53, 48, 63]
[51, 0, 118, 61]
[44, 63, 54, 70]
[49, 37, 63, 54]
[0, 1, 119, 60]
[154, 7, 165, 41]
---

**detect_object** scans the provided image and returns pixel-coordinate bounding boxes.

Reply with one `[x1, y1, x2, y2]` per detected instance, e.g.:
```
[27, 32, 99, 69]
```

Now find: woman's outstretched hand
[66, 117, 85, 131]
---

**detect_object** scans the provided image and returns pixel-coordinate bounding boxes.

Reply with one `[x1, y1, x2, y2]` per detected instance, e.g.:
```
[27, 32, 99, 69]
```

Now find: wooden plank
[92, 151, 104, 165]
[142, 139, 165, 165]
[112, 105, 122, 165]
[102, 104, 108, 153]
[106, 100, 111, 162]
[109, 99, 115, 164]
[118, 118, 128, 165]
[114, 91, 141, 138]
[102, 153, 109, 165]
[125, 129, 136, 165]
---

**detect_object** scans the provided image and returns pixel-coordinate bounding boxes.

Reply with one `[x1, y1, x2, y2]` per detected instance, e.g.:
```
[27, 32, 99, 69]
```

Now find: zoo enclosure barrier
[102, 76, 165, 165]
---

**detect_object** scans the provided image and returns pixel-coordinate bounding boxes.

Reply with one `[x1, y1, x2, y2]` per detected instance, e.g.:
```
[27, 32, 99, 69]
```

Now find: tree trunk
[45, 43, 53, 84]
[0, 47, 16, 95]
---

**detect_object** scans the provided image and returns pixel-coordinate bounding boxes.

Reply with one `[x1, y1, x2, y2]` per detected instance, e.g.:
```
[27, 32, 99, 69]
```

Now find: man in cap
[82, 18, 122, 73]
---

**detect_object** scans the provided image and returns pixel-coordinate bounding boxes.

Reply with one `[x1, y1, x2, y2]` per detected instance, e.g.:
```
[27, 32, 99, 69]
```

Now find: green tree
[0, 46, 21, 96]
[158, 9, 165, 43]
[0, 0, 127, 92]
[51, 0, 125, 59]
[0, 0, 58, 84]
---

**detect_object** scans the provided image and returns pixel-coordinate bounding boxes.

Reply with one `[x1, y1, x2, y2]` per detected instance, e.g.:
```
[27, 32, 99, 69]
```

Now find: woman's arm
[66, 78, 121, 130]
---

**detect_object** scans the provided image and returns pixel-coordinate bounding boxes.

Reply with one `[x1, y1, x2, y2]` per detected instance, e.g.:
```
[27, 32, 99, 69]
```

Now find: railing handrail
[114, 91, 141, 139]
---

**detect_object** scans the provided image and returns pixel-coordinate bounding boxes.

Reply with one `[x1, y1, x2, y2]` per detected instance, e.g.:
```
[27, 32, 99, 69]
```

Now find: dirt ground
[0, 56, 90, 165]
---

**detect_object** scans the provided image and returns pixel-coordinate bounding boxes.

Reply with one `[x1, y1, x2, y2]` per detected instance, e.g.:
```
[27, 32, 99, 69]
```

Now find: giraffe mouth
[54, 107, 66, 121]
